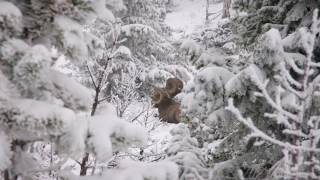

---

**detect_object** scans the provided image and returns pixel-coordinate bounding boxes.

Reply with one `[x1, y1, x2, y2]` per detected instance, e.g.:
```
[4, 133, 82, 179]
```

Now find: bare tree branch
[86, 64, 97, 89]
[130, 108, 148, 122]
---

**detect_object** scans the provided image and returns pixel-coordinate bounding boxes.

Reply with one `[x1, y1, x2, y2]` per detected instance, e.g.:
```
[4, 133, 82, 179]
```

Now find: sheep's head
[151, 88, 168, 107]
[165, 78, 184, 98]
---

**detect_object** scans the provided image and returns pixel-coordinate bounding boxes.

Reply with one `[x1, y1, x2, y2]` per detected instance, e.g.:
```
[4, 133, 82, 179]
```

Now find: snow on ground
[165, 0, 223, 35]
[165, 0, 207, 34]
[123, 101, 177, 153]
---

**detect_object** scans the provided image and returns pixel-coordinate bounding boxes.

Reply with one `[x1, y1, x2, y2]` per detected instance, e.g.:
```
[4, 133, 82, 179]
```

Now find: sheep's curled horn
[151, 78, 183, 124]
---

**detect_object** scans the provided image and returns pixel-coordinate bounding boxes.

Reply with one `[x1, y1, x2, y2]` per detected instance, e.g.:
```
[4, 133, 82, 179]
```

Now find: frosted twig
[25, 157, 68, 174]
[286, 56, 304, 75]
[310, 62, 320, 68]
[226, 98, 320, 152]
[281, 65, 302, 89]
[86, 64, 97, 89]
[275, 75, 304, 99]
[264, 112, 291, 128]
[253, 79, 298, 121]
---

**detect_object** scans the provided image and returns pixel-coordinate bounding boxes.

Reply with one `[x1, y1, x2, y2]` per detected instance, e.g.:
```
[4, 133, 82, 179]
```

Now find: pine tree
[232, 0, 318, 46]
[227, 10, 320, 180]
[0, 1, 176, 179]
[178, 3, 320, 180]
[166, 124, 209, 180]
[76, 0, 185, 176]
[0, 1, 110, 178]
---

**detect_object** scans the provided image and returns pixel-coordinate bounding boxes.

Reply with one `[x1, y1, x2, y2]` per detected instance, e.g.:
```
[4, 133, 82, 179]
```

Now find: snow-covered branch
[226, 98, 320, 152]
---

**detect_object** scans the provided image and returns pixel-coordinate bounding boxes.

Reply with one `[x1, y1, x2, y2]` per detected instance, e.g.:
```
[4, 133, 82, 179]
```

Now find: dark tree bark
[4, 170, 10, 180]
[206, 0, 210, 21]
[222, 0, 231, 18]
[79, 57, 111, 176]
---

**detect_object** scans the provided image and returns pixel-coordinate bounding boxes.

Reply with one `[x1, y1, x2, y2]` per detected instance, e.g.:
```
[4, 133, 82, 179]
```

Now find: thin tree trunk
[79, 26, 118, 176]
[49, 142, 53, 177]
[4, 170, 10, 180]
[79, 57, 111, 176]
[222, 0, 231, 18]
[79, 153, 90, 176]
[205, 0, 209, 22]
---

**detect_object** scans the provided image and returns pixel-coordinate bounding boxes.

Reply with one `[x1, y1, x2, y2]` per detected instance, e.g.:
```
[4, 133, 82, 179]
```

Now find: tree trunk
[79, 57, 111, 176]
[79, 88, 101, 176]
[205, 0, 209, 22]
[4, 170, 10, 180]
[222, 0, 231, 18]
[79, 153, 90, 176]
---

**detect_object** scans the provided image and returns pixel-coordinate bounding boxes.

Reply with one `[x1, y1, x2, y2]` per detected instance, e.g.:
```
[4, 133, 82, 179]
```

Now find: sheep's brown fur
[165, 78, 183, 98]
[151, 78, 183, 124]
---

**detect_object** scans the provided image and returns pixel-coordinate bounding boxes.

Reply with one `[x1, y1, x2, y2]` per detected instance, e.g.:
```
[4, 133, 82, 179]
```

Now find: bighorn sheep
[151, 78, 183, 124]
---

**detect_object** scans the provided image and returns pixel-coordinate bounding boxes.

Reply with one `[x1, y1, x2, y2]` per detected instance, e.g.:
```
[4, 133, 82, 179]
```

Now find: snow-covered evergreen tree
[227, 10, 320, 180]
[232, 0, 318, 46]
[177, 3, 320, 180]
[76, 0, 188, 176]
[119, 0, 193, 94]
[0, 0, 178, 179]
[166, 124, 209, 180]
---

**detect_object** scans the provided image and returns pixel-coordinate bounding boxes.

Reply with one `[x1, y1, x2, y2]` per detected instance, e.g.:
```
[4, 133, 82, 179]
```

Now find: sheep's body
[157, 97, 180, 124]
[151, 78, 183, 124]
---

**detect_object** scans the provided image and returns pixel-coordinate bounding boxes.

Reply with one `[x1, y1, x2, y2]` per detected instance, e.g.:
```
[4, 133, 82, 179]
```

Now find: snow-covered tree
[166, 124, 209, 180]
[227, 10, 320, 179]
[0, 0, 112, 178]
[76, 1, 187, 176]
[232, 0, 318, 46]
[0, 0, 178, 179]
[119, 0, 192, 96]
[122, 0, 169, 35]
[175, 4, 320, 180]
[166, 4, 255, 179]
